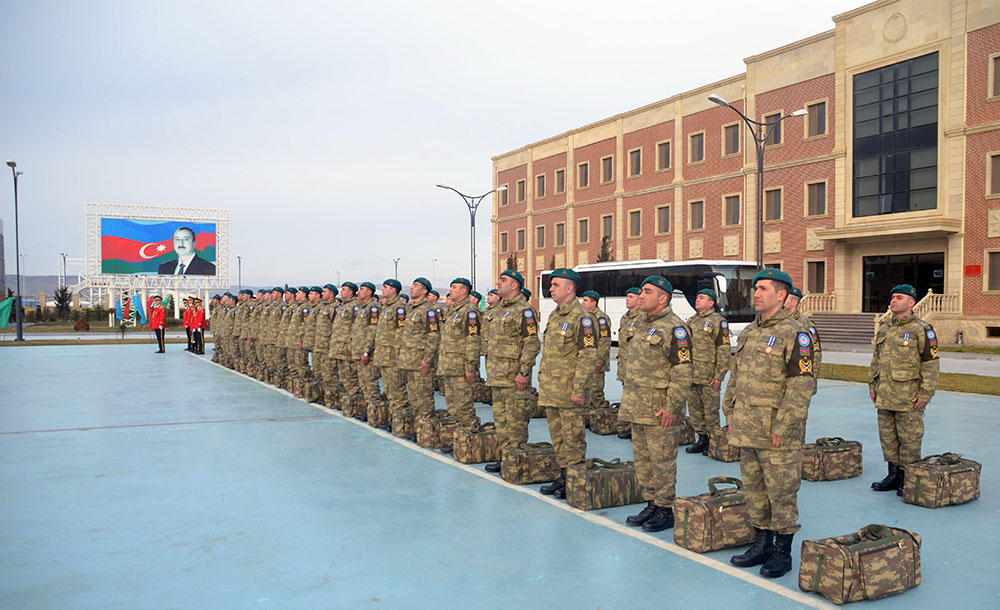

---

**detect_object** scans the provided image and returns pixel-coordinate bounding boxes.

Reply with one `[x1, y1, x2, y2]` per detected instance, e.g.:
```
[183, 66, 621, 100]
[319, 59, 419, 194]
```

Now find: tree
[54, 287, 72, 321]
[596, 235, 614, 262]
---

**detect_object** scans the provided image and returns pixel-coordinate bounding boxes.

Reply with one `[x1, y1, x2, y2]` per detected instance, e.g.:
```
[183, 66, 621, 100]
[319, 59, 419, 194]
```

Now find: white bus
[537, 259, 759, 344]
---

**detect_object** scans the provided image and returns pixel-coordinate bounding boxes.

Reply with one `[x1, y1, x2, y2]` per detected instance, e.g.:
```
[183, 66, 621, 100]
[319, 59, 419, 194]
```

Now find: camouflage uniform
[724, 308, 815, 535]
[312, 300, 336, 388]
[619, 306, 693, 508]
[211, 302, 229, 364]
[616, 308, 641, 383]
[790, 309, 822, 441]
[868, 313, 939, 466]
[278, 298, 297, 377]
[351, 297, 381, 409]
[286, 300, 310, 379]
[686, 309, 731, 432]
[586, 306, 612, 408]
[267, 300, 288, 376]
[438, 299, 482, 430]
[398, 298, 440, 419]
[538, 300, 598, 468]
[252, 301, 268, 368]
[485, 294, 541, 450]
[329, 297, 358, 403]
[374, 295, 408, 419]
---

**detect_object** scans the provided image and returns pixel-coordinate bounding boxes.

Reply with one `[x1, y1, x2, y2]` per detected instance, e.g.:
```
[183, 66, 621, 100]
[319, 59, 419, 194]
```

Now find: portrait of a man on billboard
[156, 226, 216, 275]
[100, 218, 217, 275]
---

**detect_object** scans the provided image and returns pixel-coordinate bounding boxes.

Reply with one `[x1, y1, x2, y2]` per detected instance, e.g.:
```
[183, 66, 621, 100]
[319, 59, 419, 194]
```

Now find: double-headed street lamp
[6, 160, 24, 341]
[236, 255, 242, 292]
[436, 183, 508, 289]
[707, 94, 806, 269]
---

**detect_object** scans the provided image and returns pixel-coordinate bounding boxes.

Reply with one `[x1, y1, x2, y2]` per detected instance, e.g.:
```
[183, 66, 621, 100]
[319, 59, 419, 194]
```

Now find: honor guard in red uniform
[182, 297, 194, 351]
[149, 295, 167, 353]
[192, 297, 207, 354]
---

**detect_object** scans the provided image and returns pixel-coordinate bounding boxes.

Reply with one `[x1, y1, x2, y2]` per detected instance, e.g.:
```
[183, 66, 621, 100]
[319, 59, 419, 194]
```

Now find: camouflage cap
[359, 281, 376, 292]
[323, 283, 338, 292]
[413, 277, 432, 291]
[500, 269, 524, 287]
[272, 287, 285, 294]
[549, 267, 581, 285]
[788, 286, 803, 299]
[752, 268, 793, 289]
[521, 288, 532, 299]
[697, 288, 718, 301]
[470, 290, 482, 302]
[626, 287, 641, 296]
[383, 279, 402, 292]
[890, 283, 917, 299]
[581, 290, 600, 301]
[642, 275, 674, 294]
[341, 281, 358, 292]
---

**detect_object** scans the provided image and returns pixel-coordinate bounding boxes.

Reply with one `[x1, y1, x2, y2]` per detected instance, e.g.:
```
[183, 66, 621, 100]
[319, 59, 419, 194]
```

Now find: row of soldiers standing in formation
[201, 267, 938, 581]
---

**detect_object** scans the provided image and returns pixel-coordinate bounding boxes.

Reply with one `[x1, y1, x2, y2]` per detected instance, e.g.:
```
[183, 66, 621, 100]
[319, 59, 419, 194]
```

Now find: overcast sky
[1, 0, 863, 292]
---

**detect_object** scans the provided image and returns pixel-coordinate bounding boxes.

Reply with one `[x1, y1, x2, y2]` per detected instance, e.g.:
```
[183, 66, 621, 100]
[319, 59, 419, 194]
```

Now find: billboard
[101, 218, 217, 275]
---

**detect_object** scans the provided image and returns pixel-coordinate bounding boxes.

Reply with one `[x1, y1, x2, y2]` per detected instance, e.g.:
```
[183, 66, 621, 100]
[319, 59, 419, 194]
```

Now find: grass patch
[938, 345, 1000, 355]
[1, 338, 214, 347]
[21, 322, 184, 334]
[821, 363, 1000, 396]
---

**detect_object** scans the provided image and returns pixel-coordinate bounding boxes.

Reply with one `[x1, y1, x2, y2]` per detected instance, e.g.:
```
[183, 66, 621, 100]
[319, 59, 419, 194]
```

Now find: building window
[990, 153, 1000, 195]
[807, 261, 826, 293]
[535, 225, 545, 249]
[990, 251, 1000, 291]
[516, 229, 525, 251]
[628, 210, 641, 238]
[601, 215, 613, 239]
[853, 52, 938, 217]
[807, 182, 827, 216]
[656, 140, 671, 171]
[555, 222, 565, 246]
[499, 185, 509, 206]
[536, 174, 546, 198]
[991, 54, 1000, 98]
[690, 200, 704, 230]
[765, 188, 782, 221]
[656, 205, 670, 234]
[500, 232, 509, 253]
[724, 195, 740, 225]
[764, 113, 782, 145]
[807, 101, 827, 137]
[628, 148, 642, 177]
[555, 169, 566, 194]
[578, 218, 590, 244]
[516, 179, 526, 203]
[765, 262, 781, 270]
[689, 132, 705, 163]
[601, 156, 614, 183]
[723, 124, 740, 156]
[578, 162, 589, 188]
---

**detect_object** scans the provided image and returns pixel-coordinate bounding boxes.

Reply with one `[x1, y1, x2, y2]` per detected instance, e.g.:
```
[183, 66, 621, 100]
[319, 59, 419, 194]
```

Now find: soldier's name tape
[194, 351, 834, 609]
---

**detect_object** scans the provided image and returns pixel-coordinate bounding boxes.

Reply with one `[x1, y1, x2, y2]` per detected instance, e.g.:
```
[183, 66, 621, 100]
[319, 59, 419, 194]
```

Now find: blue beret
[341, 282, 358, 292]
[272, 287, 284, 294]
[581, 290, 600, 301]
[626, 287, 641, 296]
[642, 275, 674, 294]
[360, 281, 376, 292]
[383, 279, 402, 292]
[286, 287, 297, 294]
[788, 286, 803, 299]
[550, 267, 581, 285]
[891, 284, 917, 299]
[752, 268, 793, 289]
[521, 288, 532, 299]
[470, 290, 482, 302]
[500, 269, 525, 287]
[450, 277, 472, 288]
[697, 288, 718, 301]
[413, 277, 432, 291]
[429, 289, 439, 297]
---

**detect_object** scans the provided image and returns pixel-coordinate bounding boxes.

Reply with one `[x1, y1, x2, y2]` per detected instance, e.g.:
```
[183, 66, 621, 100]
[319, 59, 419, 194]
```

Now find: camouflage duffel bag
[587, 402, 628, 436]
[367, 400, 390, 429]
[799, 524, 921, 605]
[453, 423, 500, 464]
[391, 408, 415, 438]
[802, 437, 863, 481]
[525, 387, 545, 418]
[707, 426, 741, 462]
[416, 410, 458, 449]
[678, 416, 696, 446]
[501, 442, 560, 484]
[901, 453, 981, 508]
[341, 393, 364, 418]
[565, 458, 643, 511]
[673, 477, 753, 552]
[303, 380, 322, 403]
[324, 387, 344, 410]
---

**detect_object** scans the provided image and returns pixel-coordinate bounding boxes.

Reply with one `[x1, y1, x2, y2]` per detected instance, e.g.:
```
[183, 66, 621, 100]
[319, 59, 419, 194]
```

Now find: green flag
[0, 296, 14, 329]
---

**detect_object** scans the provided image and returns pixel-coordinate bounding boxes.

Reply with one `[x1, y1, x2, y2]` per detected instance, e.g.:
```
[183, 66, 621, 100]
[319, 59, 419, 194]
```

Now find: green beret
[341, 282, 358, 293]
[488, 289, 499, 295]
[697, 288, 718, 301]
[272, 287, 284, 294]
[413, 277, 432, 291]
[383, 279, 402, 292]
[239, 289, 253, 296]
[500, 269, 524, 287]
[521, 288, 532, 299]
[788, 286, 803, 299]
[642, 275, 674, 294]
[307, 286, 320, 294]
[890, 284, 917, 299]
[470, 290, 482, 302]
[322, 283, 337, 292]
[429, 289, 439, 297]
[257, 288, 267, 293]
[550, 267, 581, 285]
[400, 293, 409, 301]
[298, 286, 309, 293]
[450, 277, 472, 288]
[626, 287, 641, 296]
[752, 268, 793, 289]
[360, 281, 376, 292]
[286, 287, 297, 294]
[211, 294, 221, 300]
[582, 290, 600, 301]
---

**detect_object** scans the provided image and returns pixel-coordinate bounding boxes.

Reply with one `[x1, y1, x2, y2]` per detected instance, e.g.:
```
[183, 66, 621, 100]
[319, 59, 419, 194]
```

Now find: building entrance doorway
[862, 252, 944, 312]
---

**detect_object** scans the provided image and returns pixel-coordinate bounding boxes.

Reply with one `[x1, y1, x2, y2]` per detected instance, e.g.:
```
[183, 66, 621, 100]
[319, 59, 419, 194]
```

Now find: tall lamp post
[392, 257, 401, 280]
[6, 160, 24, 341]
[236, 255, 242, 292]
[436, 183, 508, 289]
[707, 95, 806, 269]
[60, 252, 67, 288]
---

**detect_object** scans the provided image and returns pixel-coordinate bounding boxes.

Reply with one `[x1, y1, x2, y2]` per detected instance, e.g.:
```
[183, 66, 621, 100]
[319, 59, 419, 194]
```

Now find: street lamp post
[6, 160, 24, 341]
[236, 255, 242, 292]
[60, 252, 67, 288]
[392, 257, 401, 280]
[436, 183, 508, 289]
[707, 94, 806, 269]
[432, 258, 437, 287]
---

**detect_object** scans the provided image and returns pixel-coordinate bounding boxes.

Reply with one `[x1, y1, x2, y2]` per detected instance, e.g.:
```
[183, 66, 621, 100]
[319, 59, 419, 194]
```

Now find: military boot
[730, 528, 774, 567]
[641, 506, 674, 532]
[540, 469, 566, 496]
[871, 462, 900, 491]
[617, 428, 632, 440]
[484, 461, 501, 473]
[896, 466, 906, 496]
[686, 434, 709, 454]
[760, 533, 794, 578]
[625, 501, 656, 526]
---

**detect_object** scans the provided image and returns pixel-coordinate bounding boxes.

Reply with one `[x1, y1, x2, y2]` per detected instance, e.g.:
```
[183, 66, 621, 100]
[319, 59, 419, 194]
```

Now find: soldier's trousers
[740, 446, 802, 534]
[545, 406, 587, 468]
[380, 366, 407, 416]
[443, 375, 480, 431]
[321, 354, 340, 390]
[186, 327, 192, 350]
[355, 359, 380, 407]
[288, 347, 309, 378]
[254, 339, 266, 363]
[404, 369, 435, 419]
[687, 384, 722, 433]
[492, 386, 531, 451]
[587, 371, 608, 409]
[877, 408, 925, 466]
[312, 352, 328, 385]
[338, 358, 360, 398]
[631, 422, 680, 507]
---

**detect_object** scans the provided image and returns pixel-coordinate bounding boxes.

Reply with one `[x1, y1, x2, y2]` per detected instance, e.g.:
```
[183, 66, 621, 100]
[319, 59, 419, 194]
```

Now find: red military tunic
[193, 306, 206, 330]
[149, 304, 167, 330]
[183, 306, 192, 329]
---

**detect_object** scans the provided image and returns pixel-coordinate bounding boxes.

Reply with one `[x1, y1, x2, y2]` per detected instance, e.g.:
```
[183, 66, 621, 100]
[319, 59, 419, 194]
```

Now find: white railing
[799, 293, 835, 314]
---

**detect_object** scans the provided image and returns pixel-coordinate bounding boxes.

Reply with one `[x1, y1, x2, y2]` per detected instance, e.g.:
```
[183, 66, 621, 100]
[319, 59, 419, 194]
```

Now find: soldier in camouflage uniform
[311, 284, 338, 399]
[374, 279, 407, 431]
[233, 290, 252, 370]
[785, 285, 822, 442]
[328, 282, 359, 408]
[620, 276, 694, 532]
[537, 268, 598, 499]
[868, 283, 939, 495]
[483, 270, 541, 473]
[437, 278, 482, 444]
[261, 288, 281, 379]
[397, 277, 440, 433]
[725, 268, 815, 579]
[210, 294, 229, 364]
[469, 290, 482, 312]
[581, 290, 612, 410]
[274, 288, 296, 382]
[616, 287, 641, 385]
[482, 288, 502, 357]
[300, 287, 323, 383]
[685, 288, 731, 454]
[285, 287, 310, 382]
[352, 282, 381, 419]
[251, 289, 270, 374]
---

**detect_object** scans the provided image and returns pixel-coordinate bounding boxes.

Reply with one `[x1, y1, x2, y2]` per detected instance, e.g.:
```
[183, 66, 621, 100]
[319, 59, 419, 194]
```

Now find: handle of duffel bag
[521, 442, 553, 449]
[584, 457, 626, 470]
[859, 524, 896, 541]
[816, 437, 847, 447]
[921, 452, 963, 464]
[708, 477, 742, 495]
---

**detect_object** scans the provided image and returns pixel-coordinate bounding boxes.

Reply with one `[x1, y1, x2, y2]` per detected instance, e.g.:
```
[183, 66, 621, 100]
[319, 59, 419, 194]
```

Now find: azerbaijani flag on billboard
[101, 218, 217, 275]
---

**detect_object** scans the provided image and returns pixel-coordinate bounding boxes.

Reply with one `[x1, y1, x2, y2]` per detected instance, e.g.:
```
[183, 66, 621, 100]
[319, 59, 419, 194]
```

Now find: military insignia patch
[674, 327, 687, 339]
[428, 310, 436, 318]
[582, 317, 593, 328]
[926, 328, 939, 360]
[598, 317, 609, 337]
[524, 310, 534, 318]
[721, 320, 728, 329]
[678, 348, 691, 362]
[561, 322, 569, 331]
[353, 306, 359, 313]
[469, 311, 477, 319]
[302, 308, 309, 315]
[799, 357, 813, 374]
[798, 332, 811, 347]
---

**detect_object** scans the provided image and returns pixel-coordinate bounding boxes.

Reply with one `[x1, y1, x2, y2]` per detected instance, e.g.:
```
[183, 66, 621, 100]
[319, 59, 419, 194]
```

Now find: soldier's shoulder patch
[468, 311, 478, 320]
[924, 326, 939, 361]
[396, 307, 406, 316]
[371, 306, 379, 313]
[598, 317, 608, 327]
[523, 309, 534, 319]
[353, 305, 359, 313]
[721, 320, 728, 329]
[582, 317, 593, 328]
[674, 326, 688, 340]
[926, 328, 936, 340]
[798, 332, 812, 347]
[428, 310, 436, 318]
